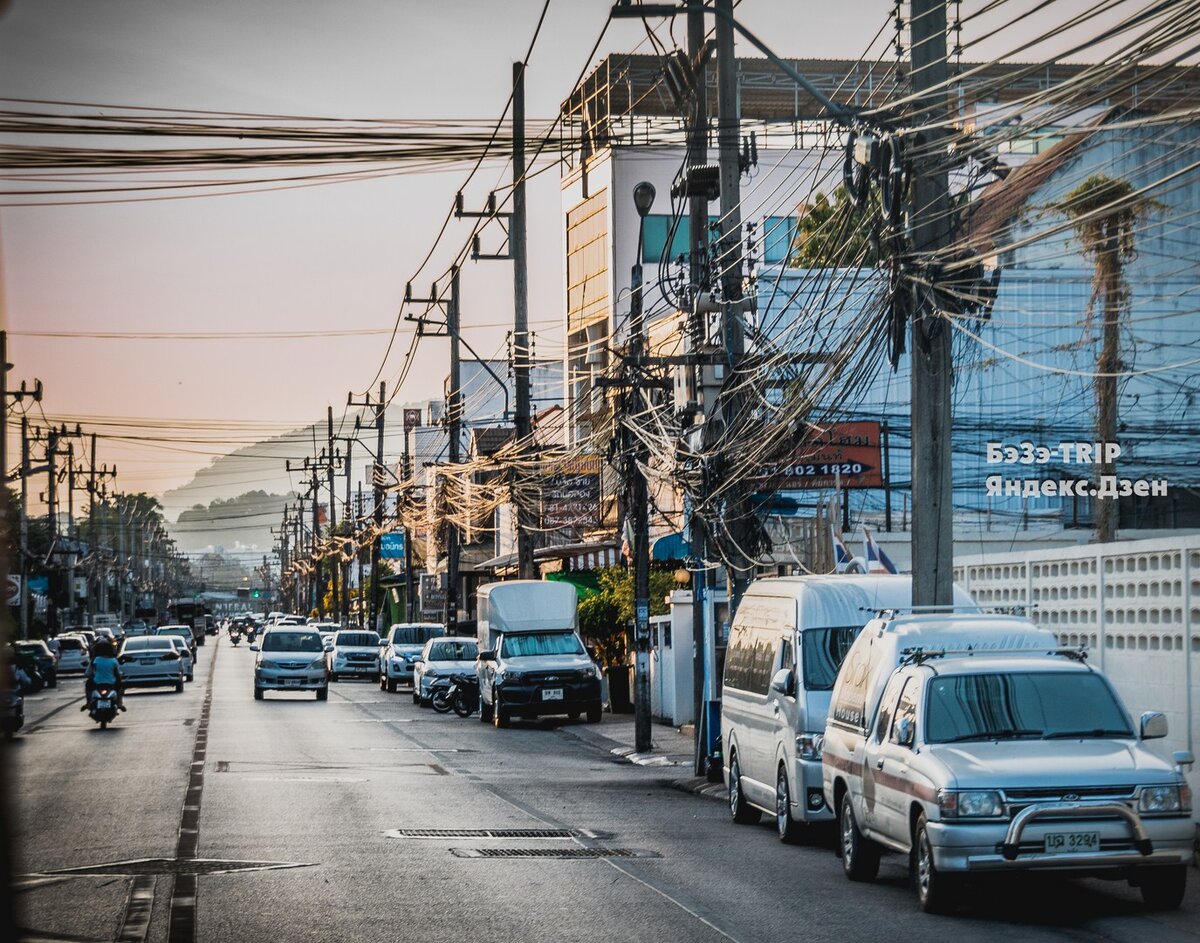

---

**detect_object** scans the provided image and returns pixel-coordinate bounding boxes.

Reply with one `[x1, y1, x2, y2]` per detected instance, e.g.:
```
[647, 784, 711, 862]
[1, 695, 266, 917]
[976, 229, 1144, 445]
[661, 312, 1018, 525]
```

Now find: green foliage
[790, 186, 882, 268]
[577, 566, 676, 669]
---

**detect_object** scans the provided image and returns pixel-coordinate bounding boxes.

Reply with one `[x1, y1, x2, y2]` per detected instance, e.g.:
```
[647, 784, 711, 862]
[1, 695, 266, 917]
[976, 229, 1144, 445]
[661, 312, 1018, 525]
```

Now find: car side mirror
[249, 644, 260, 652]
[1173, 750, 1195, 771]
[478, 650, 495, 662]
[1140, 711, 1168, 739]
[895, 716, 915, 747]
[769, 668, 795, 697]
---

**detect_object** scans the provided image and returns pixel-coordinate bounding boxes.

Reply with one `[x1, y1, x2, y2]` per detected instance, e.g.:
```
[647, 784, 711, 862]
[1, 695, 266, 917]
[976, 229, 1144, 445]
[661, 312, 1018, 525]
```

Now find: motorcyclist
[81, 639, 125, 712]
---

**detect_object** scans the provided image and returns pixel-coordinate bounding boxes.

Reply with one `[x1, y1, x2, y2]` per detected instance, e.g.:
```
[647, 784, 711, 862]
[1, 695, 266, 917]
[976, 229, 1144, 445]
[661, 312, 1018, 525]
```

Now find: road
[7, 637, 1199, 943]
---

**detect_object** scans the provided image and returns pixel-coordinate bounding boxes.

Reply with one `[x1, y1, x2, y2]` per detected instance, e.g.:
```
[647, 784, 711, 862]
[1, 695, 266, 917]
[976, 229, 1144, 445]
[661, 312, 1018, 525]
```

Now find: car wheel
[174, 680, 184, 693]
[329, 672, 339, 682]
[840, 798, 880, 881]
[187, 674, 194, 683]
[776, 766, 805, 844]
[585, 704, 602, 724]
[254, 686, 264, 701]
[378, 674, 386, 691]
[316, 686, 328, 702]
[99, 719, 107, 730]
[493, 694, 510, 728]
[728, 755, 761, 824]
[479, 697, 493, 722]
[47, 675, 57, 689]
[912, 813, 957, 913]
[386, 678, 397, 694]
[1139, 865, 1187, 910]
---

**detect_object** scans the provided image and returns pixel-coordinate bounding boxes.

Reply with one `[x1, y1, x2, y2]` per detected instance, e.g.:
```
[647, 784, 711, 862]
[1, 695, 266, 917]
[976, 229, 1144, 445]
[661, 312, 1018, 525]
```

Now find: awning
[650, 531, 690, 561]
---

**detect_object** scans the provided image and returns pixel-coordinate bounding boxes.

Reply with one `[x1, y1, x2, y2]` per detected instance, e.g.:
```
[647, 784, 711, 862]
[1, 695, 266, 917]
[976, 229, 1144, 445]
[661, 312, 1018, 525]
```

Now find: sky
[0, 0, 1136, 510]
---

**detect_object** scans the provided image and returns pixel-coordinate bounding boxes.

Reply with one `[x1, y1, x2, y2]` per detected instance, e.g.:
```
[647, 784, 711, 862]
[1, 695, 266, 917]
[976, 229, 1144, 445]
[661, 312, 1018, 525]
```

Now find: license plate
[95, 700, 112, 709]
[284, 678, 300, 686]
[1044, 831, 1100, 853]
[542, 688, 564, 701]
[139, 658, 155, 665]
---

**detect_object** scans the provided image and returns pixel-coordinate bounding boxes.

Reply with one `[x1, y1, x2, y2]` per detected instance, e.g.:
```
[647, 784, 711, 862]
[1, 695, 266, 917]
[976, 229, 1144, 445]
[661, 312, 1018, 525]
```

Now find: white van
[722, 575, 974, 842]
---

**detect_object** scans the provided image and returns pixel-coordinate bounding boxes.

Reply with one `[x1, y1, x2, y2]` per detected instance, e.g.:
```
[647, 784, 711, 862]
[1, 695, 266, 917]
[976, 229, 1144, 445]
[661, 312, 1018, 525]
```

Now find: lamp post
[630, 181, 655, 753]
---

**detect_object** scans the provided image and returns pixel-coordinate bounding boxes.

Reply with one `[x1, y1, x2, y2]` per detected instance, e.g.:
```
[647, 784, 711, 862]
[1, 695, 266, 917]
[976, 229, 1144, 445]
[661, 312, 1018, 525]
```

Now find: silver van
[722, 575, 973, 842]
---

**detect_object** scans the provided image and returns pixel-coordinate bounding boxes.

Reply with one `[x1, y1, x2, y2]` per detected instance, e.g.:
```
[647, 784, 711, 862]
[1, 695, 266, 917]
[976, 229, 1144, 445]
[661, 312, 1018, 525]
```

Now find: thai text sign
[759, 421, 884, 490]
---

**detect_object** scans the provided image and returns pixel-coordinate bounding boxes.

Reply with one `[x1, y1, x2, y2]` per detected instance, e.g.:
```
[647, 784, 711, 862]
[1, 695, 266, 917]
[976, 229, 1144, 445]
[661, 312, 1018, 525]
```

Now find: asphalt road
[7, 637, 1199, 943]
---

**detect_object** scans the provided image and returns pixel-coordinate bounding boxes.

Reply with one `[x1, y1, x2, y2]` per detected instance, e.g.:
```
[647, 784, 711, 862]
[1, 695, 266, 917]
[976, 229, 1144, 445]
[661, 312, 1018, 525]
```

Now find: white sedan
[413, 637, 479, 706]
[117, 637, 185, 692]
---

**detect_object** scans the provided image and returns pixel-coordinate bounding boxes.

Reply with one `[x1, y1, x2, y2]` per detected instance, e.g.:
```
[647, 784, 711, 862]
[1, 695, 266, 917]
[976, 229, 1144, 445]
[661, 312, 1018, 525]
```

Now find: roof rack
[862, 604, 1036, 619]
[899, 646, 1088, 666]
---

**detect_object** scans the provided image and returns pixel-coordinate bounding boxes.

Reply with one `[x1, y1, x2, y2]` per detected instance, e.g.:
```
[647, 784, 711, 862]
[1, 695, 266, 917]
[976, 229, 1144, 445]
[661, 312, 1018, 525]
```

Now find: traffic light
[251, 589, 261, 599]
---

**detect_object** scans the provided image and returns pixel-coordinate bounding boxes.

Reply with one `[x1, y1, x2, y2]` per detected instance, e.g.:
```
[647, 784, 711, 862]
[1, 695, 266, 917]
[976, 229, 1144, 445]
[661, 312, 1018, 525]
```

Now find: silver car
[163, 636, 195, 682]
[413, 637, 479, 705]
[824, 650, 1195, 913]
[54, 635, 90, 674]
[379, 623, 444, 692]
[328, 630, 382, 682]
[252, 629, 328, 700]
[117, 637, 185, 692]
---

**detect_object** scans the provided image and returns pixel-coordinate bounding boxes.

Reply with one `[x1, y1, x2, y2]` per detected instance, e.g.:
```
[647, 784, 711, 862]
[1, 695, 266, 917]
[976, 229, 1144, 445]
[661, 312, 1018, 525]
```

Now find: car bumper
[385, 662, 415, 681]
[791, 757, 834, 822]
[496, 680, 601, 716]
[123, 673, 182, 687]
[332, 661, 378, 677]
[256, 672, 327, 690]
[927, 809, 1195, 873]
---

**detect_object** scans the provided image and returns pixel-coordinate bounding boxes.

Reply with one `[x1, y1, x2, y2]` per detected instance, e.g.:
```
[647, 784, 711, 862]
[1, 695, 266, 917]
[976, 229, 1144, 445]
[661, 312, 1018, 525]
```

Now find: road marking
[115, 875, 155, 943]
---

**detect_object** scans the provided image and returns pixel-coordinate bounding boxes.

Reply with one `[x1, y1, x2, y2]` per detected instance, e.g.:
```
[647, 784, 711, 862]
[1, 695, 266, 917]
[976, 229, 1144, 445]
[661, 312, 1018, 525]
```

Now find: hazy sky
[0, 0, 1117, 502]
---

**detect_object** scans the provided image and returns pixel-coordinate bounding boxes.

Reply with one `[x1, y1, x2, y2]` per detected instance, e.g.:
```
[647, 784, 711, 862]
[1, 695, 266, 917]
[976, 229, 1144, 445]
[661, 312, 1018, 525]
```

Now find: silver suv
[823, 648, 1194, 913]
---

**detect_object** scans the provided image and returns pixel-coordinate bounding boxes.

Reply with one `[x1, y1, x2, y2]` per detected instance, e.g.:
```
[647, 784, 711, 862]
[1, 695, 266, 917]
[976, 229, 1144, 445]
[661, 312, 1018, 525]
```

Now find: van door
[770, 633, 800, 768]
[862, 673, 920, 847]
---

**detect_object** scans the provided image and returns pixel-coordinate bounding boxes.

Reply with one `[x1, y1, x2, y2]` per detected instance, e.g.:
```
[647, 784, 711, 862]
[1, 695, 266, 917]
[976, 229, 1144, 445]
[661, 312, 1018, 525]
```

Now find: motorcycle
[1, 687, 24, 739]
[88, 685, 119, 730]
[245, 626, 257, 644]
[430, 673, 479, 718]
[229, 628, 243, 647]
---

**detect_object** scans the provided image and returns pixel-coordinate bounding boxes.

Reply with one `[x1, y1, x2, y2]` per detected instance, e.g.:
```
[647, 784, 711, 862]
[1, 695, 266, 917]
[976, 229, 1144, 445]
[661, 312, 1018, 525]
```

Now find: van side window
[723, 624, 750, 691]
[778, 638, 794, 674]
[874, 673, 907, 743]
[890, 679, 918, 745]
[747, 628, 776, 695]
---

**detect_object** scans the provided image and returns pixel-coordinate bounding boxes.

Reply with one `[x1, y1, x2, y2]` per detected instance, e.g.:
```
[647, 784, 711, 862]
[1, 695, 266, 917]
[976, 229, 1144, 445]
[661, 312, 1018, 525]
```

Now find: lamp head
[633, 181, 656, 218]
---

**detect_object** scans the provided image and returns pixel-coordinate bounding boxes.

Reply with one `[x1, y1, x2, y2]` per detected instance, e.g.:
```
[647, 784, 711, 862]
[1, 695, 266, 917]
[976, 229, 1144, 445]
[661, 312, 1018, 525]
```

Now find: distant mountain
[170, 490, 296, 555]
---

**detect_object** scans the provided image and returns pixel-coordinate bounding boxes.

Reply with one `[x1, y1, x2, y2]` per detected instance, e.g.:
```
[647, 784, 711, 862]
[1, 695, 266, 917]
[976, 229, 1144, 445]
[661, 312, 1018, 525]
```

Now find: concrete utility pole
[341, 433, 353, 624]
[715, 0, 753, 615]
[356, 485, 366, 624]
[401, 418, 416, 622]
[373, 382, 386, 631]
[908, 0, 955, 607]
[19, 417, 29, 638]
[445, 271, 461, 632]
[512, 60, 537, 581]
[326, 407, 340, 620]
[687, 2, 711, 778]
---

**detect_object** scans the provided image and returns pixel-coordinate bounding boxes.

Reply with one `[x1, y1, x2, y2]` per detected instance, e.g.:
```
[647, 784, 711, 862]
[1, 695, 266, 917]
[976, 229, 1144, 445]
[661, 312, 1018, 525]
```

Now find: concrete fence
[956, 535, 1199, 821]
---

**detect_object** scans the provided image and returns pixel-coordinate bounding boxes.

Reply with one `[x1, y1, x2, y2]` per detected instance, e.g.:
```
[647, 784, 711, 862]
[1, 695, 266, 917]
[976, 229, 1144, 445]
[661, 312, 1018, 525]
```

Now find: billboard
[540, 454, 601, 532]
[757, 421, 884, 491]
[380, 532, 406, 560]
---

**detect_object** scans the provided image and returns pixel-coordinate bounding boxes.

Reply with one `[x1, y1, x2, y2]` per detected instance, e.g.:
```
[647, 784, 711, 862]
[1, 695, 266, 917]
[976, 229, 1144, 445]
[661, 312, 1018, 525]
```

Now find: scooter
[88, 685, 119, 730]
[431, 673, 479, 718]
[229, 628, 243, 647]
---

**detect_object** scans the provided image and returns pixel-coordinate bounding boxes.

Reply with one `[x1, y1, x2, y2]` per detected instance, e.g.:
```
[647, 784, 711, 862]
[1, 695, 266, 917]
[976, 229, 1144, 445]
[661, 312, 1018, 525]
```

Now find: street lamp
[630, 181, 656, 334]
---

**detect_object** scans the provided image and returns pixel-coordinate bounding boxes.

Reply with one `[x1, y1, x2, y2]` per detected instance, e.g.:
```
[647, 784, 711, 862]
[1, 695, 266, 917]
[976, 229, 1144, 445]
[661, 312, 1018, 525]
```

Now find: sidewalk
[566, 713, 727, 802]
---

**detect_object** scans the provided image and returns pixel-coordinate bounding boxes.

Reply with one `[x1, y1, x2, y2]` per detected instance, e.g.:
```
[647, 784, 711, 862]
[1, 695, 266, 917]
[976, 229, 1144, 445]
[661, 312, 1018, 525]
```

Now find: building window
[642, 214, 797, 265]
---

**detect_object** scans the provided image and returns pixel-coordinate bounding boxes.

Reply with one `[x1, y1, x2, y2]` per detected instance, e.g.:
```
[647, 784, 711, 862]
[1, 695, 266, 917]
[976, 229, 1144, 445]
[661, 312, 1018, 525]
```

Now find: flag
[830, 526, 853, 573]
[863, 526, 898, 574]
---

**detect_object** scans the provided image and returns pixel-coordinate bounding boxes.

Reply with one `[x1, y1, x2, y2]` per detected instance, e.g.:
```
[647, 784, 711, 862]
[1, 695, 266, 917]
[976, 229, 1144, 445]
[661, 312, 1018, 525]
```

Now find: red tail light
[160, 651, 179, 661]
[118, 655, 130, 664]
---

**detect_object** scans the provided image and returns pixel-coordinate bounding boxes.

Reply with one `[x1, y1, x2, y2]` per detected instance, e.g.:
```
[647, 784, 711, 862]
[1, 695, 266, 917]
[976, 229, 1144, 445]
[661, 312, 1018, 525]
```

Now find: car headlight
[497, 670, 523, 684]
[308, 657, 326, 670]
[937, 790, 1004, 818]
[1139, 784, 1186, 814]
[582, 666, 598, 679]
[795, 733, 823, 760]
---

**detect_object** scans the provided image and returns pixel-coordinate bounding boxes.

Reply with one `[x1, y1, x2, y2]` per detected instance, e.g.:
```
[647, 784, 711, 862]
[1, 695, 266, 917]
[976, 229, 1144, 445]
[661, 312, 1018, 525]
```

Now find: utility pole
[341, 433, 353, 624]
[401, 416, 416, 622]
[714, 0, 753, 615]
[326, 407, 340, 621]
[356, 485, 366, 624]
[908, 0, 955, 607]
[511, 60, 536, 581]
[348, 383, 387, 631]
[687, 2, 712, 779]
[4, 343, 43, 637]
[445, 272, 461, 631]
[19, 417, 29, 639]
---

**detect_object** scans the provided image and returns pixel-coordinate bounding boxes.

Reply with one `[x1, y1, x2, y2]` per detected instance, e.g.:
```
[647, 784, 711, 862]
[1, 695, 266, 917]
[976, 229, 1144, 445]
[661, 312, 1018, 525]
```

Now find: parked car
[476, 581, 601, 727]
[328, 630, 382, 681]
[720, 575, 974, 841]
[822, 622, 1195, 913]
[379, 623, 444, 691]
[117, 637, 184, 692]
[12, 641, 57, 688]
[251, 629, 328, 700]
[155, 625, 197, 659]
[162, 636, 195, 682]
[54, 635, 90, 674]
[412, 637, 479, 705]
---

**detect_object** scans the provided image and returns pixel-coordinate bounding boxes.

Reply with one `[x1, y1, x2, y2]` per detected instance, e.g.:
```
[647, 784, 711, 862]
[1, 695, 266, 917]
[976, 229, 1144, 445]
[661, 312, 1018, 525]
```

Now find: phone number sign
[758, 421, 884, 490]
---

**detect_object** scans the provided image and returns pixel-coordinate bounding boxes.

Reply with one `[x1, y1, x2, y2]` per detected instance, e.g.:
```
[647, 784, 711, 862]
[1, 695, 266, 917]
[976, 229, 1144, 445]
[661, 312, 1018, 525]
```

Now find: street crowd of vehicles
[718, 575, 1195, 914]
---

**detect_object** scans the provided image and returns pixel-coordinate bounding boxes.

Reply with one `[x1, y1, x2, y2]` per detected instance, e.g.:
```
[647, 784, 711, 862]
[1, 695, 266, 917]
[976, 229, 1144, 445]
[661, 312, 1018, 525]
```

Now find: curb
[609, 746, 691, 767]
[670, 776, 727, 802]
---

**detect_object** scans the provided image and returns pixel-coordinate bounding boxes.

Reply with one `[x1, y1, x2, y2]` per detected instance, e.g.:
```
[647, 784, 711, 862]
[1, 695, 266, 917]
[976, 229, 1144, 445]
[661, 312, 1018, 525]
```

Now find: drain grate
[450, 847, 654, 859]
[387, 828, 580, 840]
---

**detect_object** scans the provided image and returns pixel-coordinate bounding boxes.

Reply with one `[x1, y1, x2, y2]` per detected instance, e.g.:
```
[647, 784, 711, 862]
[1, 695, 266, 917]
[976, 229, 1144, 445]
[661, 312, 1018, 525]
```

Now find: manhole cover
[386, 828, 581, 840]
[450, 848, 656, 859]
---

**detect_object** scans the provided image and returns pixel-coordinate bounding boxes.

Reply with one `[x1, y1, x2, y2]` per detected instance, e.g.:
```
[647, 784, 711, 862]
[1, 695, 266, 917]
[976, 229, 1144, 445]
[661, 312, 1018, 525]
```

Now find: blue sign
[380, 532, 406, 560]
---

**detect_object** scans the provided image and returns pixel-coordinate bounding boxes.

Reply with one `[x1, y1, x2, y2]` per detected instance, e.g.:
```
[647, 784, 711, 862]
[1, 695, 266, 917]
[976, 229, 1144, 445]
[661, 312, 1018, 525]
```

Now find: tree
[1050, 174, 1151, 542]
[790, 186, 882, 268]
[577, 567, 676, 670]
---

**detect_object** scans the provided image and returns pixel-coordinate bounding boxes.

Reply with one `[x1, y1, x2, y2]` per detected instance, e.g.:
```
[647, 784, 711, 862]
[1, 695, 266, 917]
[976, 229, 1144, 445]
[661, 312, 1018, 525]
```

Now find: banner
[540, 454, 602, 532]
[757, 421, 884, 490]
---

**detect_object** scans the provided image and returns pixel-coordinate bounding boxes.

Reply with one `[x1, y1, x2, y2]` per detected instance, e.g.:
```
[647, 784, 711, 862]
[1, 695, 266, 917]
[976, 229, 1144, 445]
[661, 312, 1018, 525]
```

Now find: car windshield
[14, 643, 46, 655]
[391, 625, 442, 645]
[802, 626, 861, 691]
[336, 632, 380, 648]
[427, 641, 478, 662]
[500, 632, 584, 658]
[262, 632, 323, 653]
[924, 671, 1133, 743]
[58, 638, 83, 651]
